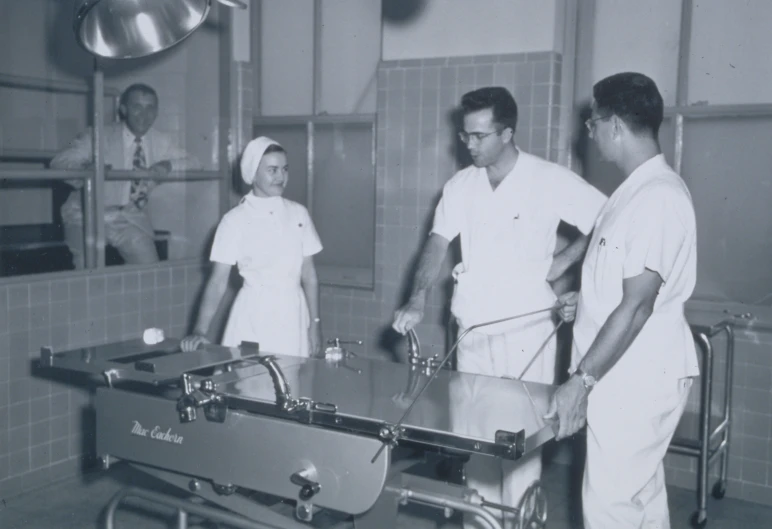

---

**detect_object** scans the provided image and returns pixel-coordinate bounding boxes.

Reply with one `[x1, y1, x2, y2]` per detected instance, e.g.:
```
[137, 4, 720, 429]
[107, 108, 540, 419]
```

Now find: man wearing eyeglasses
[545, 72, 699, 528]
[392, 86, 606, 528]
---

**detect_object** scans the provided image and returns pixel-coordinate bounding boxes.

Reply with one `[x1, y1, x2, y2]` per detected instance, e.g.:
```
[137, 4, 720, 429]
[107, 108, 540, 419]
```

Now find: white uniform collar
[618, 153, 669, 193]
[241, 192, 284, 210]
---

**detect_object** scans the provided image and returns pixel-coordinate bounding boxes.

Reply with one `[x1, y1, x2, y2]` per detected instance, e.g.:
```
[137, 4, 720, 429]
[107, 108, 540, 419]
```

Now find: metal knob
[179, 406, 196, 423]
[407, 329, 421, 364]
[291, 470, 321, 500]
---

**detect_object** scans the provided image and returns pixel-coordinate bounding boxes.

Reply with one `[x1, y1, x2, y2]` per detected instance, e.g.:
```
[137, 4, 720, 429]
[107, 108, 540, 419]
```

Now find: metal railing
[0, 72, 224, 274]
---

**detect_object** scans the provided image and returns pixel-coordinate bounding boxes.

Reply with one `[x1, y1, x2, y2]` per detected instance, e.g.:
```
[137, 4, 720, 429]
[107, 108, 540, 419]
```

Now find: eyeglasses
[458, 130, 501, 144]
[585, 115, 611, 132]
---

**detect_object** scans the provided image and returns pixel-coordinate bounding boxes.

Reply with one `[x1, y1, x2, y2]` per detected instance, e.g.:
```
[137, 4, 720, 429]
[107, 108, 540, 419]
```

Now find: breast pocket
[590, 231, 624, 291]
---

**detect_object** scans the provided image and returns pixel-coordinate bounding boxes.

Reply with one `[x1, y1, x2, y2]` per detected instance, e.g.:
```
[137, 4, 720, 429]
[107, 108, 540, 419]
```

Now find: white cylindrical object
[143, 328, 165, 345]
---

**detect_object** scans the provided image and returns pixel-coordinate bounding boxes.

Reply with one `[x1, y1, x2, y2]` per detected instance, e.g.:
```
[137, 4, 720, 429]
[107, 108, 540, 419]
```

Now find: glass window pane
[312, 121, 376, 287]
[681, 115, 772, 305]
[0, 166, 82, 277]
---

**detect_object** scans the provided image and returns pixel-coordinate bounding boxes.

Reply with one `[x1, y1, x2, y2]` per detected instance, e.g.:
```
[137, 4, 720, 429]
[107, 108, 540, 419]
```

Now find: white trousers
[453, 314, 556, 529]
[583, 375, 693, 529]
[61, 197, 159, 269]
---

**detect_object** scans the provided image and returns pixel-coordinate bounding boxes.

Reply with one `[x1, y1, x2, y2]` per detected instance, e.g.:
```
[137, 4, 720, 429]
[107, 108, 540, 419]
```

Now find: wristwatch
[575, 368, 598, 390]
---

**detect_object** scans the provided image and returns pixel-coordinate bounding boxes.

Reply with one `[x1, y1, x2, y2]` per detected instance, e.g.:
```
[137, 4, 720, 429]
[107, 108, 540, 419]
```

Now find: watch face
[584, 374, 597, 387]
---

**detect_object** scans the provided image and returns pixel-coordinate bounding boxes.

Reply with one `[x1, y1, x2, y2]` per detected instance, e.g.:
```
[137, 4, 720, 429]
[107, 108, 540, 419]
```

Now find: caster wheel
[712, 481, 727, 499]
[690, 511, 708, 529]
[517, 482, 547, 529]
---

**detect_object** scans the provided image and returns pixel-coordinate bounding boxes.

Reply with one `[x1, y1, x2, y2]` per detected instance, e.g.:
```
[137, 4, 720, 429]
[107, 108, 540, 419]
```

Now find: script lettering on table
[130, 420, 184, 445]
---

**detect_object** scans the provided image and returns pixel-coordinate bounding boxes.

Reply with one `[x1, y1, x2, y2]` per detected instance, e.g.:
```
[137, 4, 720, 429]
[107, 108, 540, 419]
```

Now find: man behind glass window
[50, 83, 201, 268]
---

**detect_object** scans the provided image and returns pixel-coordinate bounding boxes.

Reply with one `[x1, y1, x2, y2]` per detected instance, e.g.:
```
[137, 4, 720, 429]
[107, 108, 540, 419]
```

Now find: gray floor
[1, 459, 771, 528]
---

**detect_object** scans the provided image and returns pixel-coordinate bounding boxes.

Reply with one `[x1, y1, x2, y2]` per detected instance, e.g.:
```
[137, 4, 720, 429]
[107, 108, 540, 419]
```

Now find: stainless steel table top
[215, 354, 557, 451]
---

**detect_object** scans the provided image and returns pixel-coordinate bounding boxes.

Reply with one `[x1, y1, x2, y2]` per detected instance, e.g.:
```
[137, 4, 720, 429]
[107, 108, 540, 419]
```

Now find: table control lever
[291, 470, 321, 500]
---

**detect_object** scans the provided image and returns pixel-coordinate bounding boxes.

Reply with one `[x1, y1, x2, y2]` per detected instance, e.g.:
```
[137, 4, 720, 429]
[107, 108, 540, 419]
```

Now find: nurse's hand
[543, 375, 588, 440]
[180, 334, 210, 352]
[392, 298, 424, 335]
[557, 291, 579, 322]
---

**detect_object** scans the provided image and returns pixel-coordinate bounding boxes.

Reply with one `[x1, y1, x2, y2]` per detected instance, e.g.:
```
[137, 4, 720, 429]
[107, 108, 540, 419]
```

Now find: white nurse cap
[240, 136, 281, 185]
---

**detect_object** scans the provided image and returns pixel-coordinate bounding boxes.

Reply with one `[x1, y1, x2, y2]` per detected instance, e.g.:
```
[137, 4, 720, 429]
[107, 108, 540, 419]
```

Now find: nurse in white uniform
[392, 87, 606, 529]
[181, 136, 323, 357]
[546, 72, 700, 529]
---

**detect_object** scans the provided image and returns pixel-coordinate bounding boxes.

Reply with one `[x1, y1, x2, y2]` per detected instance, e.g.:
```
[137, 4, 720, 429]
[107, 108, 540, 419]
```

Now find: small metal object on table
[670, 310, 738, 529]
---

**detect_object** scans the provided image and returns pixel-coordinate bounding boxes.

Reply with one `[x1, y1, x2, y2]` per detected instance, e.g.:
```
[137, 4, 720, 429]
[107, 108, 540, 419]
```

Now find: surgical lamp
[73, 0, 247, 59]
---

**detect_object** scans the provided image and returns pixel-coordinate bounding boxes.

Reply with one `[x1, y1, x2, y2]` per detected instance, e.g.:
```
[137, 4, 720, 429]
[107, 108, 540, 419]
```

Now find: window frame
[0, 70, 227, 284]
[253, 112, 378, 290]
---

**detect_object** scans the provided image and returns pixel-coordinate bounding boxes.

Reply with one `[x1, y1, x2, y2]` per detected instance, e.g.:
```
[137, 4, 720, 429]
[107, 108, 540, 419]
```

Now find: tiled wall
[0, 263, 208, 500]
[318, 51, 563, 361]
[664, 327, 772, 506]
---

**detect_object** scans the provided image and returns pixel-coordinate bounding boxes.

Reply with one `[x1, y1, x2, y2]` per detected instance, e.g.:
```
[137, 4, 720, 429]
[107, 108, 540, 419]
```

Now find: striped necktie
[130, 136, 149, 209]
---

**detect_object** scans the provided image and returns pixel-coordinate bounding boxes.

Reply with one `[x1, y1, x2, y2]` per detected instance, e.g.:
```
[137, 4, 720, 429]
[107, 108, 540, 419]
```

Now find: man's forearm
[409, 235, 448, 304]
[577, 301, 653, 380]
[559, 234, 590, 269]
[547, 234, 591, 282]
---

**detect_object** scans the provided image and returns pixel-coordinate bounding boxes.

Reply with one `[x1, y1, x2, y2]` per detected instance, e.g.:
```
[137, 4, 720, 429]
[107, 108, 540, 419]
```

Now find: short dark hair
[119, 83, 158, 108]
[593, 72, 663, 137]
[460, 87, 518, 134]
[264, 144, 286, 155]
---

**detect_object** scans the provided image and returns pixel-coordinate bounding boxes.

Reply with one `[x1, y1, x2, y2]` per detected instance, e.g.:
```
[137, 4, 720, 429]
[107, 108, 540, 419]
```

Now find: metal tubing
[312, 0, 322, 115]
[709, 419, 728, 444]
[0, 169, 92, 181]
[696, 332, 714, 517]
[720, 325, 735, 485]
[384, 485, 503, 529]
[709, 439, 728, 465]
[663, 103, 772, 119]
[0, 72, 120, 96]
[103, 169, 221, 181]
[675, 0, 693, 107]
[103, 486, 276, 529]
[307, 121, 315, 215]
[673, 113, 684, 176]
[92, 62, 106, 269]
[176, 509, 188, 529]
[668, 445, 700, 457]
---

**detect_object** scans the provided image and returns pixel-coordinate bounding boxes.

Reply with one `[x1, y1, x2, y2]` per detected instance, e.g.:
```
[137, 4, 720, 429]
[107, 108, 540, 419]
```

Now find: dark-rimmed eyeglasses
[458, 130, 501, 144]
[585, 115, 611, 132]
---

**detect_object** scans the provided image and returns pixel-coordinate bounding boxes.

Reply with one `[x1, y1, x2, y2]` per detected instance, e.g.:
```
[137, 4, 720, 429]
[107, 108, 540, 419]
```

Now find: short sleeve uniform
[211, 194, 322, 356]
[431, 150, 607, 333]
[572, 154, 700, 382]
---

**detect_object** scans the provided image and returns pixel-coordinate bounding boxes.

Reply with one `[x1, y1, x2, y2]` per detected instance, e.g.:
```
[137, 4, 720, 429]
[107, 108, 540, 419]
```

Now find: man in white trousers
[392, 86, 607, 529]
[546, 72, 700, 529]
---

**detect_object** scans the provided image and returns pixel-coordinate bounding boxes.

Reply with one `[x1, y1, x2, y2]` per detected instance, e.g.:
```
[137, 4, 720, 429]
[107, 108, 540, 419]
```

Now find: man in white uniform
[50, 83, 201, 268]
[392, 86, 606, 528]
[546, 72, 700, 528]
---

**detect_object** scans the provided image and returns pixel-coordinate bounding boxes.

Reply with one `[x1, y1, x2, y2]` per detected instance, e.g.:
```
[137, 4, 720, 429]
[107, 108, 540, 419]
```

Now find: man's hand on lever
[543, 374, 589, 440]
[556, 291, 579, 323]
[392, 297, 425, 335]
[180, 333, 211, 352]
[541, 291, 585, 439]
